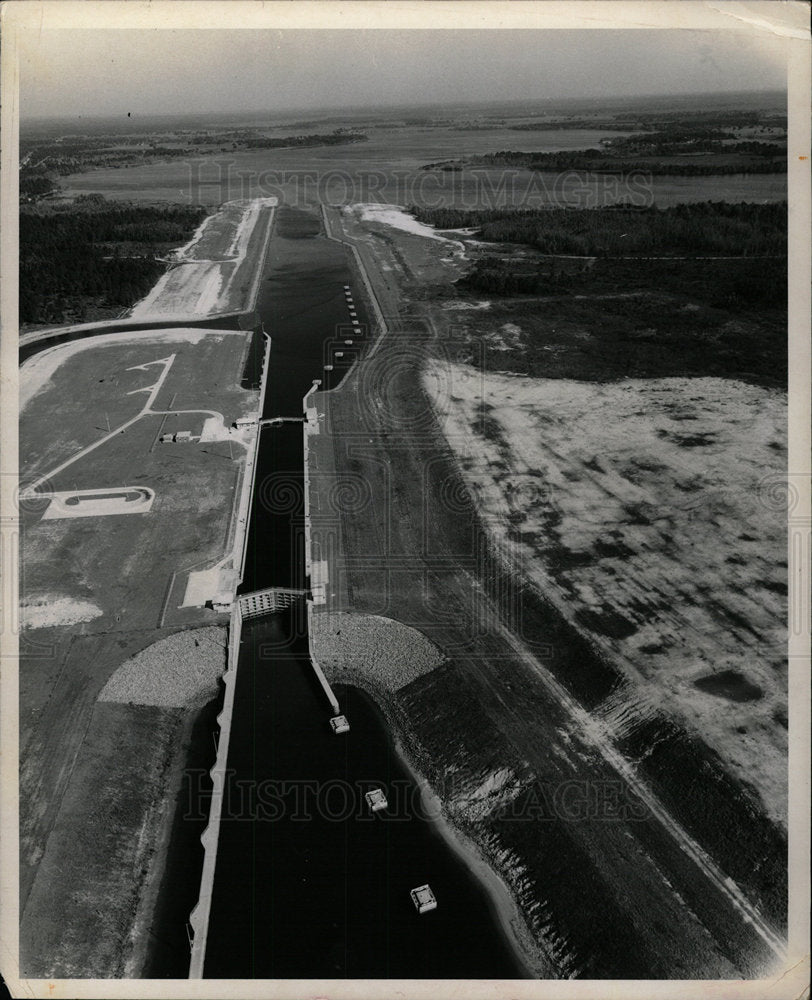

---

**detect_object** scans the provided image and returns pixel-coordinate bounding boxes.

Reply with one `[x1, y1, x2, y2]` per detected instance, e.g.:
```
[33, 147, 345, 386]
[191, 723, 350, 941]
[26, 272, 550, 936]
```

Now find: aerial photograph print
[1, 2, 809, 998]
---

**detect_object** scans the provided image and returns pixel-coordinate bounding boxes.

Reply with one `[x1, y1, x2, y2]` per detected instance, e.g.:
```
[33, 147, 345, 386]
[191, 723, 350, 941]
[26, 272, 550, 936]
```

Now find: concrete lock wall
[238, 589, 305, 618]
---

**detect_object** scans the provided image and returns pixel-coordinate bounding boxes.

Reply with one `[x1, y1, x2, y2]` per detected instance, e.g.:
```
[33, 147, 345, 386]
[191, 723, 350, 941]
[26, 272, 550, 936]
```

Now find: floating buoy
[330, 714, 350, 734]
[365, 788, 387, 812]
[410, 884, 437, 914]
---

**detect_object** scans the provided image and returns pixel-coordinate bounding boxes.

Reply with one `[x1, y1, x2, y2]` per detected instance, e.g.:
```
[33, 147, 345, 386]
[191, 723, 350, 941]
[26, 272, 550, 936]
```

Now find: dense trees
[409, 201, 787, 258]
[423, 147, 786, 176]
[20, 197, 207, 325]
[408, 201, 788, 322]
[459, 255, 786, 310]
[20, 169, 58, 201]
[423, 113, 787, 178]
[240, 131, 367, 149]
[20, 129, 368, 184]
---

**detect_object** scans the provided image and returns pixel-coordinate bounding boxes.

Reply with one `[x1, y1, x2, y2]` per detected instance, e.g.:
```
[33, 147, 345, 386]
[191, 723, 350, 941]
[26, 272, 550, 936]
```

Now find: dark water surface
[204, 613, 527, 979]
[259, 208, 369, 418]
[238, 206, 368, 595]
[206, 207, 528, 977]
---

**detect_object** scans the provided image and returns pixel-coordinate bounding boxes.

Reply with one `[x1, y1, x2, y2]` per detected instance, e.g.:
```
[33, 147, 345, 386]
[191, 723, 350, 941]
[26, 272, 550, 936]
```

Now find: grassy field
[19, 326, 259, 976]
[20, 701, 184, 977]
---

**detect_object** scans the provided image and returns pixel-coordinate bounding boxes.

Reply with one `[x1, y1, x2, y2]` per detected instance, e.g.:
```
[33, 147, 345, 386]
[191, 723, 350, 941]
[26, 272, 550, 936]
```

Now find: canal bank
[299, 280, 786, 978]
[16, 201, 279, 981]
[194, 205, 531, 978]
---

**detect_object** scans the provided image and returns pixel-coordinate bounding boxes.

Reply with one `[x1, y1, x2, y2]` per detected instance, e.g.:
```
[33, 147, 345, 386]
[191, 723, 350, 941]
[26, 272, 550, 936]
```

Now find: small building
[330, 714, 350, 735]
[410, 884, 437, 914]
[210, 592, 233, 613]
[234, 416, 255, 429]
[365, 788, 387, 813]
[175, 430, 193, 443]
[159, 433, 175, 444]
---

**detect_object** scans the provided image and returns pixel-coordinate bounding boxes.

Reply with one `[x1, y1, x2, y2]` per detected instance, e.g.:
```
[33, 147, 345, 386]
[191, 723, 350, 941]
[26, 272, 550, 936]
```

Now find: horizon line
[21, 87, 787, 124]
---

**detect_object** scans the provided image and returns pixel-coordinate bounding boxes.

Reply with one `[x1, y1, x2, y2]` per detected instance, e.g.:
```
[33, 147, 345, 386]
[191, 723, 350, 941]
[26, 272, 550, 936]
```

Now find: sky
[18, 28, 787, 119]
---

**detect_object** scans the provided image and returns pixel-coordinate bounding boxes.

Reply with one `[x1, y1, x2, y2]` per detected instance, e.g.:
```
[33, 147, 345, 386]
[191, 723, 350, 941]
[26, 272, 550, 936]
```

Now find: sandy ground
[426, 362, 788, 825]
[99, 626, 227, 709]
[21, 596, 103, 629]
[303, 200, 788, 978]
[348, 203, 466, 252]
[130, 197, 275, 317]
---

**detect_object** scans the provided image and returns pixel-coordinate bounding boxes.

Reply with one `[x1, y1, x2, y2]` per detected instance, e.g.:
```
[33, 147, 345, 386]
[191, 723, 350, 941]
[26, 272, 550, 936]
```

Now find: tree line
[458, 254, 785, 309]
[423, 147, 785, 177]
[408, 201, 787, 258]
[20, 197, 207, 325]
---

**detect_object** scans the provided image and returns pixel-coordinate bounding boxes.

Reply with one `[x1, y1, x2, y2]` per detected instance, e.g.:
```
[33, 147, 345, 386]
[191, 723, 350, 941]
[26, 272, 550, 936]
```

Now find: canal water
[204, 612, 526, 979]
[238, 205, 367, 596]
[205, 206, 528, 978]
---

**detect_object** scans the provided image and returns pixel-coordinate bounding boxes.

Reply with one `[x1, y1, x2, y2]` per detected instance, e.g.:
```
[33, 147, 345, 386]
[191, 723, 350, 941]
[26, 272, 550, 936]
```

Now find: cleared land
[19, 325, 260, 976]
[130, 197, 275, 316]
[425, 363, 787, 825]
[303, 201, 788, 977]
